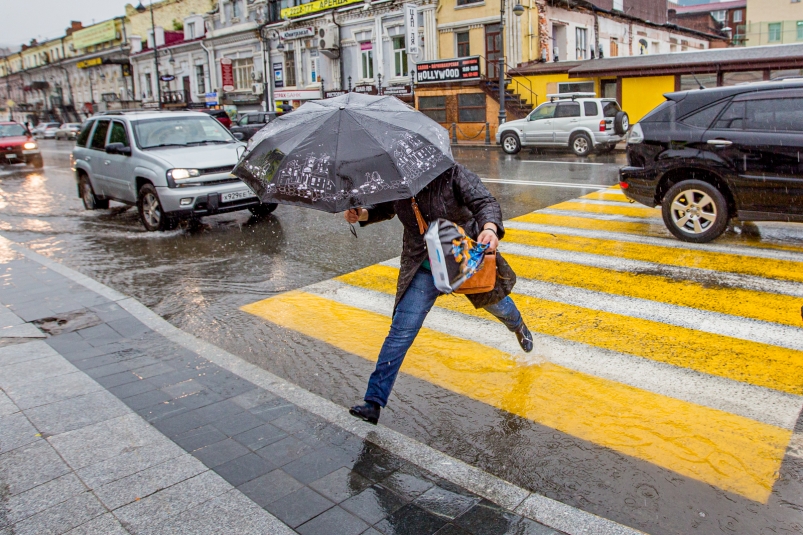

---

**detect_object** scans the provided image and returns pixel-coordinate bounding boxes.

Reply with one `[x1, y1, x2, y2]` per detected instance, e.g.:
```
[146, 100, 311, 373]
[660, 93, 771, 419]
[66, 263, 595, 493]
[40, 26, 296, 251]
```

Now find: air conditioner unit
[318, 25, 339, 50]
[252, 83, 263, 95]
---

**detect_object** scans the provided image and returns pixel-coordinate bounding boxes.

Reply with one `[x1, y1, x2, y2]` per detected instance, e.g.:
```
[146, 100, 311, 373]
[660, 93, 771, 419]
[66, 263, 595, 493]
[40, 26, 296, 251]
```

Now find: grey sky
[0, 0, 133, 47]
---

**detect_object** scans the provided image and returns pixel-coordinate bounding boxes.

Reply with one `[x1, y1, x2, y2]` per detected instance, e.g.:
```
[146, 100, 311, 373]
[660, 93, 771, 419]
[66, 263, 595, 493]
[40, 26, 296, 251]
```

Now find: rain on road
[2, 140, 803, 534]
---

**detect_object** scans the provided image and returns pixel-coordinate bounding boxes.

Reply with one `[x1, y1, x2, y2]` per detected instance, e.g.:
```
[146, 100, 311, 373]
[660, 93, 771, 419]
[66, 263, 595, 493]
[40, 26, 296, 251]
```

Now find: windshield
[133, 115, 236, 149]
[0, 124, 27, 137]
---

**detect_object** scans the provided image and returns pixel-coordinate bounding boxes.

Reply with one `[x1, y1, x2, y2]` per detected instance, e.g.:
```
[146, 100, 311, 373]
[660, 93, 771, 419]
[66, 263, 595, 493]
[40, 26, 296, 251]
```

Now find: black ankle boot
[514, 323, 533, 353]
[350, 401, 381, 425]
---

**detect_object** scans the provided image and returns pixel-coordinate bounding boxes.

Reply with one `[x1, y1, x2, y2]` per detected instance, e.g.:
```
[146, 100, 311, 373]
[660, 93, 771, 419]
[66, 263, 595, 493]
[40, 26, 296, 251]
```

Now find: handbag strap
[411, 197, 427, 235]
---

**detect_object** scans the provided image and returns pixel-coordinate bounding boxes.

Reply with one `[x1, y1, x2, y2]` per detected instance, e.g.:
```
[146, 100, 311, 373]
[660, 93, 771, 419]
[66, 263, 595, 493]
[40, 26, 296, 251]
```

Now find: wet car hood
[147, 142, 244, 170]
[499, 118, 527, 130]
[0, 135, 32, 148]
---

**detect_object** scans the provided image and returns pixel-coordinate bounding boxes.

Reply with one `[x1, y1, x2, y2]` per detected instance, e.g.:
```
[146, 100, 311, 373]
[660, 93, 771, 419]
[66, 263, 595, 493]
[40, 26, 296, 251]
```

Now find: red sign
[220, 58, 234, 92]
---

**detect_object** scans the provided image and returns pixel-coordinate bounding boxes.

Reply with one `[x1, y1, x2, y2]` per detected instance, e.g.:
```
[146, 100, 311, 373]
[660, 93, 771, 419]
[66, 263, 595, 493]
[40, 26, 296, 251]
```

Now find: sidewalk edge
[4, 236, 646, 535]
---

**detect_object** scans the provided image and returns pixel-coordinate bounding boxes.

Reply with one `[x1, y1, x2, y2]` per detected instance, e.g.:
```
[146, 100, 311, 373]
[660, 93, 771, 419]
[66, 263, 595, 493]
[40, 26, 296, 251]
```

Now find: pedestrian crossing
[242, 185, 803, 505]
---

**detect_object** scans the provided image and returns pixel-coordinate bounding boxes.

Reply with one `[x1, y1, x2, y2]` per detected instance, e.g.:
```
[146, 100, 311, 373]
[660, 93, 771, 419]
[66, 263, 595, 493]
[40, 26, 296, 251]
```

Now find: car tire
[661, 180, 729, 243]
[79, 175, 109, 210]
[137, 183, 177, 231]
[614, 112, 629, 136]
[570, 133, 592, 157]
[248, 203, 278, 217]
[29, 155, 44, 169]
[500, 132, 521, 155]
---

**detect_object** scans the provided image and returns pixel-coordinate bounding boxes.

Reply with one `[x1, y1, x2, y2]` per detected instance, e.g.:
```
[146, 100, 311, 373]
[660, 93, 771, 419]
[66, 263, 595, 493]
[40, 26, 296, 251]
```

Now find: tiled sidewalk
[0, 236, 639, 535]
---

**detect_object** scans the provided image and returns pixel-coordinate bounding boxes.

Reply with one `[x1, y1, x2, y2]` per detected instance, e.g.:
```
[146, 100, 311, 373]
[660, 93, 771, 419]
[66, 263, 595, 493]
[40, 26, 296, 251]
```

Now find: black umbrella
[231, 93, 454, 213]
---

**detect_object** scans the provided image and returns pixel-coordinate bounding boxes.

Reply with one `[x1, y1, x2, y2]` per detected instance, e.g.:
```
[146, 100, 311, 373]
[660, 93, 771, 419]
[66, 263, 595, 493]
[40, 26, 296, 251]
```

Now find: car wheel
[79, 175, 109, 210]
[137, 183, 176, 231]
[570, 133, 592, 157]
[249, 203, 278, 217]
[662, 180, 729, 243]
[501, 132, 521, 155]
[614, 112, 630, 136]
[29, 155, 44, 169]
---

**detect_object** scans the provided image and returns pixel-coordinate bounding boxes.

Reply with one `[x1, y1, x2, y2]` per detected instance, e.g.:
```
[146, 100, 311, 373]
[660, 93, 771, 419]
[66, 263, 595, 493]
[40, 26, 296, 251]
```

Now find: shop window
[419, 96, 446, 122]
[679, 73, 716, 90]
[456, 32, 471, 57]
[458, 93, 485, 122]
[361, 43, 374, 79]
[768, 23, 781, 42]
[575, 28, 587, 59]
[722, 71, 764, 86]
[393, 36, 407, 77]
[558, 81, 594, 93]
[284, 51, 296, 87]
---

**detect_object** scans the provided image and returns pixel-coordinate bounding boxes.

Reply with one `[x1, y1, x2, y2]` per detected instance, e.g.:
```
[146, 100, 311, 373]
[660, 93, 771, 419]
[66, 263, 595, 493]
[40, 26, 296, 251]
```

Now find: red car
[0, 122, 43, 168]
[201, 109, 232, 129]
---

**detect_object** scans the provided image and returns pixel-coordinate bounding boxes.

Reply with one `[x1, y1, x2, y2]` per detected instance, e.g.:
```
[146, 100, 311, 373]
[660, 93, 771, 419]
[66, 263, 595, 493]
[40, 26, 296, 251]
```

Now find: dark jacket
[361, 164, 516, 310]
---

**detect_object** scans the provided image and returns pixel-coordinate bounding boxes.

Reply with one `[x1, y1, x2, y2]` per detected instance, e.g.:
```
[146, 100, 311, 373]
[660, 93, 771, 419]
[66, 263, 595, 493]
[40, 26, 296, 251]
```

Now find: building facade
[743, 0, 803, 45]
[669, 0, 746, 46]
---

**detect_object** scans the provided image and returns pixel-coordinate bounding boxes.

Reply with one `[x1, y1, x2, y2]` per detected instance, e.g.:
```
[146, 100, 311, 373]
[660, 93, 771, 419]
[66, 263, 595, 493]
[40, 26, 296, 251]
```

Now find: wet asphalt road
[3, 140, 803, 535]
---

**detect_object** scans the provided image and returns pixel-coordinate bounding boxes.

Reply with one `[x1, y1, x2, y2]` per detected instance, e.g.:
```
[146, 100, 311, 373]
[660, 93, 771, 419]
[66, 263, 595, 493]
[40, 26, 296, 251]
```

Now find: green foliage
[172, 19, 183, 31]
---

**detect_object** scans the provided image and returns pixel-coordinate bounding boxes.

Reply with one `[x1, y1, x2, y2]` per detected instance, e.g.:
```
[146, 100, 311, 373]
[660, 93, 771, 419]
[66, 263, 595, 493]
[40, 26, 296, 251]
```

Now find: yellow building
[744, 0, 803, 45]
[125, 0, 216, 40]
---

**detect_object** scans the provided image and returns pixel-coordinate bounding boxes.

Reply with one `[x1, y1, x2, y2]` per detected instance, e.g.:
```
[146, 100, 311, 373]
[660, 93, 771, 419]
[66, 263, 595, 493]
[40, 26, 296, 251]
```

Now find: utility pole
[136, 2, 161, 109]
[498, 0, 506, 125]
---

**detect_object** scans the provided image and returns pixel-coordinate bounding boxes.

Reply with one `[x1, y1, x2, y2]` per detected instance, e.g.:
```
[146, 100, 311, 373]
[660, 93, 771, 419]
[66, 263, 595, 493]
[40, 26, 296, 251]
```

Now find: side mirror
[233, 132, 244, 140]
[106, 143, 131, 155]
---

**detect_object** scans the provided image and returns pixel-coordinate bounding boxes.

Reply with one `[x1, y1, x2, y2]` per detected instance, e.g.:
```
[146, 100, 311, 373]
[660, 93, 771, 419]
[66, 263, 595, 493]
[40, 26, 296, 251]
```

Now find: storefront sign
[281, 28, 315, 40]
[205, 92, 218, 106]
[404, 4, 419, 56]
[76, 57, 103, 69]
[220, 58, 235, 92]
[353, 85, 377, 95]
[381, 85, 411, 96]
[160, 74, 175, 82]
[416, 56, 481, 83]
[280, 0, 361, 19]
[360, 42, 373, 51]
[273, 62, 284, 89]
[324, 90, 347, 98]
[73, 20, 117, 49]
[275, 89, 322, 100]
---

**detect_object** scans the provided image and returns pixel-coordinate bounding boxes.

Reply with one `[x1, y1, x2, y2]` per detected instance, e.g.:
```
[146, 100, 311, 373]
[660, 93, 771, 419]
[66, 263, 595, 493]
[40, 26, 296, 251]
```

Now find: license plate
[221, 189, 255, 203]
[6, 154, 17, 160]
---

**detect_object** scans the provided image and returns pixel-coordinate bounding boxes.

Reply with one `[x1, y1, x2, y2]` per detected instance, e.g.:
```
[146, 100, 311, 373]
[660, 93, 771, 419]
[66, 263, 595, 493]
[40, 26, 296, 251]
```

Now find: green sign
[73, 20, 117, 49]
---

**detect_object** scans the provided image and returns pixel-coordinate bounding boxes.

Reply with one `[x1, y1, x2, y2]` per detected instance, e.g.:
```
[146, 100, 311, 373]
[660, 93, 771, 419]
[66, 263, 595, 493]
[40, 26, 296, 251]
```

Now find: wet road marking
[521, 160, 605, 166]
[550, 201, 662, 218]
[579, 190, 631, 203]
[243, 290, 792, 503]
[480, 179, 610, 189]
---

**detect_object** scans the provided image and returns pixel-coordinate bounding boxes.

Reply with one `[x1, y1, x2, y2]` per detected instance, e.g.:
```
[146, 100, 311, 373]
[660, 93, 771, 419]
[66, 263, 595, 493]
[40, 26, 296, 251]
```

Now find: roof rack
[547, 92, 597, 101]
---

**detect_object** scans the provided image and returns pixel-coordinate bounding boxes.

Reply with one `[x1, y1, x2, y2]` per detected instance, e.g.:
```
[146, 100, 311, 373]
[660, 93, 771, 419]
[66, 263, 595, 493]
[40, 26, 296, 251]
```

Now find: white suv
[71, 111, 276, 231]
[496, 93, 629, 157]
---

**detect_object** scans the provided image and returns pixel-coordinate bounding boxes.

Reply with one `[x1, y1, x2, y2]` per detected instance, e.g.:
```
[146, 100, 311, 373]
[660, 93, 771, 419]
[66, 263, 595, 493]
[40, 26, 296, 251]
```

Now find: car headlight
[23, 142, 37, 150]
[167, 168, 201, 180]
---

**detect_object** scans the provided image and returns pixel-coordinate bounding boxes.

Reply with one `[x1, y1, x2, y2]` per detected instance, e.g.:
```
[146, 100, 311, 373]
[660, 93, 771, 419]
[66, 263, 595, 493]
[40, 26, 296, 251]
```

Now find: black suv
[230, 111, 277, 141]
[619, 80, 803, 243]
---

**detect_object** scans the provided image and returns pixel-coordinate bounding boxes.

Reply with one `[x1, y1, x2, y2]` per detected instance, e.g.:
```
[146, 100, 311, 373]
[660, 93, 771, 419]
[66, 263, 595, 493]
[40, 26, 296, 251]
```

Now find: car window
[90, 120, 110, 150]
[239, 115, 249, 126]
[745, 98, 803, 132]
[75, 121, 94, 147]
[555, 102, 581, 118]
[583, 102, 599, 117]
[713, 101, 745, 130]
[0, 124, 27, 137]
[109, 121, 130, 147]
[680, 100, 729, 129]
[530, 103, 556, 120]
[133, 116, 235, 149]
[602, 101, 621, 118]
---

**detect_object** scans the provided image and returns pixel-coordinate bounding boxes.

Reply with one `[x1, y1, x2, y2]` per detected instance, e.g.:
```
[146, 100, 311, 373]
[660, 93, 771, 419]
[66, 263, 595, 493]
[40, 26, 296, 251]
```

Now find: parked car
[230, 112, 277, 141]
[55, 123, 82, 140]
[0, 122, 43, 167]
[33, 122, 60, 139]
[71, 111, 276, 231]
[496, 93, 629, 156]
[201, 109, 232, 129]
[619, 80, 803, 243]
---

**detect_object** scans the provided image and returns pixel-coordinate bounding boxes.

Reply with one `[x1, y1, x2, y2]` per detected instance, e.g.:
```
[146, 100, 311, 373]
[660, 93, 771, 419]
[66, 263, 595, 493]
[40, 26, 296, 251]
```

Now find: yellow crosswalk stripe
[242, 291, 791, 503]
[336, 265, 803, 395]
[504, 228, 803, 284]
[578, 191, 631, 203]
[503, 254, 803, 328]
[550, 200, 661, 218]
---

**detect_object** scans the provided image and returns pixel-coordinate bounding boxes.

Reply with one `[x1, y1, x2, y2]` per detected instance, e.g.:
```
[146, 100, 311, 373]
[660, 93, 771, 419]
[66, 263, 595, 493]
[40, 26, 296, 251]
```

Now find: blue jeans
[364, 266, 523, 407]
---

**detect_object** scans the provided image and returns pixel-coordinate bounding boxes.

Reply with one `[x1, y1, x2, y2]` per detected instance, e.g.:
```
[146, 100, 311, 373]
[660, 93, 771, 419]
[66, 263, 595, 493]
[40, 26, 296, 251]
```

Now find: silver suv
[71, 111, 276, 231]
[496, 93, 629, 157]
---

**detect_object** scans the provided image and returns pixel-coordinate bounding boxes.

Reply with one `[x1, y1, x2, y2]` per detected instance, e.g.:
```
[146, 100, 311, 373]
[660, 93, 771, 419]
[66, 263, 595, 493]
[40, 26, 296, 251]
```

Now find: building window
[575, 28, 587, 59]
[187, 22, 196, 39]
[558, 81, 594, 93]
[361, 43, 374, 79]
[711, 10, 726, 22]
[196, 65, 205, 95]
[679, 73, 716, 90]
[613, 0, 623, 10]
[419, 96, 446, 122]
[393, 36, 408, 77]
[733, 10, 742, 23]
[768, 22, 782, 41]
[722, 71, 764, 86]
[144, 73, 153, 98]
[232, 0, 242, 18]
[456, 32, 470, 57]
[232, 58, 253, 90]
[284, 51, 296, 87]
[798, 21, 803, 40]
[609, 38, 619, 57]
[457, 0, 483, 5]
[458, 93, 485, 122]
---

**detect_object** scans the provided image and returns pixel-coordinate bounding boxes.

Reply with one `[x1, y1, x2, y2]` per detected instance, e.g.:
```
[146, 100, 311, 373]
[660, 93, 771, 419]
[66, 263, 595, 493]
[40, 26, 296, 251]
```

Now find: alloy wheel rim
[142, 193, 161, 226]
[670, 189, 717, 234]
[503, 137, 517, 152]
[622, 117, 629, 131]
[574, 137, 588, 153]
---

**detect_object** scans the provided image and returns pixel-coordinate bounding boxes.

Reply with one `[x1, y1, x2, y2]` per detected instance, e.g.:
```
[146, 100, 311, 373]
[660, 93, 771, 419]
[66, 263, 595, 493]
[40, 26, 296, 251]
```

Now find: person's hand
[344, 208, 368, 224]
[478, 226, 499, 253]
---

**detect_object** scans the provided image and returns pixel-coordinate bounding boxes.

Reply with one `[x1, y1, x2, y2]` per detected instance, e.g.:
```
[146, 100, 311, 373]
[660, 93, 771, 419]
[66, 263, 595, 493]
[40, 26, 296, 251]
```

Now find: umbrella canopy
[231, 93, 454, 213]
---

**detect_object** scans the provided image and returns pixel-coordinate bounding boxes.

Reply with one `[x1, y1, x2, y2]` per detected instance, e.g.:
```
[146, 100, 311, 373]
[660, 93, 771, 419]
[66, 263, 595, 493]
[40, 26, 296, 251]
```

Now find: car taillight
[599, 120, 606, 132]
[619, 181, 630, 189]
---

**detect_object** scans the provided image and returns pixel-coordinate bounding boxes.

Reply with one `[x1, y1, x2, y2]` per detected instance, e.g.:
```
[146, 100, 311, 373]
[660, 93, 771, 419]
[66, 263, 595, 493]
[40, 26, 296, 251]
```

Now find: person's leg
[363, 268, 440, 408]
[484, 296, 533, 352]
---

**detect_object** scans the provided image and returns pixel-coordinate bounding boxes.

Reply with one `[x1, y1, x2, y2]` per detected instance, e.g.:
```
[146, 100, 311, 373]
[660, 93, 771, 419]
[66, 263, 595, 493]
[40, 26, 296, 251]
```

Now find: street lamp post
[498, 0, 525, 125]
[136, 1, 161, 109]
